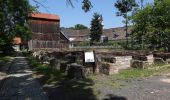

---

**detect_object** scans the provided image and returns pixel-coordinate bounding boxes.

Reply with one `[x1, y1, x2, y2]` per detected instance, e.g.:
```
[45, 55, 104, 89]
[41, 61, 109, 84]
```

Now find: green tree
[69, 24, 88, 30]
[131, 5, 152, 49]
[115, 0, 137, 47]
[90, 13, 103, 43]
[0, 0, 33, 53]
[132, 0, 170, 51]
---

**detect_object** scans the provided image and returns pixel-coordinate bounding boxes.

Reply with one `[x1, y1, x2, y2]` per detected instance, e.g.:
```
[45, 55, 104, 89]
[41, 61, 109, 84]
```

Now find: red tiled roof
[29, 13, 60, 21]
[13, 37, 21, 44]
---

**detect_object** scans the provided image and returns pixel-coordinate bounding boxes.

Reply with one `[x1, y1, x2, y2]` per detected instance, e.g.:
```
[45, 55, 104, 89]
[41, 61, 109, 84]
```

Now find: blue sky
[30, 0, 154, 29]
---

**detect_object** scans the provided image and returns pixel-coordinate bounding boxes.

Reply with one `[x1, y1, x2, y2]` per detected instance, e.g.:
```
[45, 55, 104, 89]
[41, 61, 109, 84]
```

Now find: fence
[28, 40, 69, 51]
[70, 45, 123, 50]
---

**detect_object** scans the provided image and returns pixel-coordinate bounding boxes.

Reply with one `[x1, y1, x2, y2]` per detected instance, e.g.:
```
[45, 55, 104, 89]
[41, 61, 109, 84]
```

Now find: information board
[85, 51, 95, 63]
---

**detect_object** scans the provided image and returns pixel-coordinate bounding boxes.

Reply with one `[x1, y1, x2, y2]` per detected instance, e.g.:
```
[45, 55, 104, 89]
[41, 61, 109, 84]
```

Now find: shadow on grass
[27, 55, 97, 100]
[35, 68, 97, 100]
[44, 78, 96, 100]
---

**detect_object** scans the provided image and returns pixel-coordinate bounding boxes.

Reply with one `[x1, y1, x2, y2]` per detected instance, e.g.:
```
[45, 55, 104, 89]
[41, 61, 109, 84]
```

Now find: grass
[89, 64, 170, 93]
[115, 64, 170, 80]
[0, 55, 12, 67]
[26, 54, 64, 78]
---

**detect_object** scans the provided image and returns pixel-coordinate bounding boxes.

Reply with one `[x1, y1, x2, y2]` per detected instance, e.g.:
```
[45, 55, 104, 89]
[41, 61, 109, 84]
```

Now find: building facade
[28, 13, 69, 51]
[62, 26, 132, 47]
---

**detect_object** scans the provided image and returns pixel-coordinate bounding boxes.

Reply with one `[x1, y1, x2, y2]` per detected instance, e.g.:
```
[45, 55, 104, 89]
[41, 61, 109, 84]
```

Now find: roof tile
[29, 13, 60, 21]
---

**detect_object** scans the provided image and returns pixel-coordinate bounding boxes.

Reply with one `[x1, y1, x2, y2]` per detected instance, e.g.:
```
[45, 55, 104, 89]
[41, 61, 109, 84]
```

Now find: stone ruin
[153, 53, 170, 64]
[131, 54, 154, 69]
[67, 63, 86, 79]
[31, 50, 170, 76]
[32, 50, 86, 79]
[95, 51, 154, 75]
[95, 52, 132, 75]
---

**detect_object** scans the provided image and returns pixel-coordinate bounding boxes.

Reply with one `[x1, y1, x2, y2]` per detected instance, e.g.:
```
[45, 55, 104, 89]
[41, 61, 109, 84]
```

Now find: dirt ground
[100, 75, 170, 100]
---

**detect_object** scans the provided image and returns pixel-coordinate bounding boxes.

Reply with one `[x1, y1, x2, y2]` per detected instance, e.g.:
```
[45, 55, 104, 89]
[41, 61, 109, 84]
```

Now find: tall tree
[0, 0, 33, 53]
[90, 13, 103, 43]
[115, 0, 137, 47]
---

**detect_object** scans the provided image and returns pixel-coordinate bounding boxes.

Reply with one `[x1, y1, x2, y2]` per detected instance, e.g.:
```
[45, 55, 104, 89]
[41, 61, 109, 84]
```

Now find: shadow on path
[103, 94, 127, 100]
[0, 56, 48, 100]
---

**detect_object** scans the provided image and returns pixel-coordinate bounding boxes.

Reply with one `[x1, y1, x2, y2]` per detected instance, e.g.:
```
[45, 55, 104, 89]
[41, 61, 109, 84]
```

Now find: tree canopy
[131, 0, 170, 51]
[0, 0, 33, 53]
[69, 24, 88, 30]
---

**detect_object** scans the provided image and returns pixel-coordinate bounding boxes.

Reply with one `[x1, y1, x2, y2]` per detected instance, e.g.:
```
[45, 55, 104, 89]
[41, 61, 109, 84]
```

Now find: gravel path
[102, 75, 170, 100]
[0, 54, 48, 100]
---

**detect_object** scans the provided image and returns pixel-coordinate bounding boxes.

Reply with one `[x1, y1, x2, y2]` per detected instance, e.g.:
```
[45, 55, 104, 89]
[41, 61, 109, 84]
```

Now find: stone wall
[131, 54, 154, 69]
[32, 50, 170, 76]
[96, 56, 132, 75]
[99, 63, 118, 75]
[154, 53, 170, 64]
[96, 54, 154, 75]
[114, 56, 132, 70]
[146, 55, 154, 65]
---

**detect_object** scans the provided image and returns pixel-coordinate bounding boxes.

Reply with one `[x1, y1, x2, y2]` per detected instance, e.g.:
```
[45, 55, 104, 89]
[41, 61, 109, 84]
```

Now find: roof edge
[29, 12, 60, 21]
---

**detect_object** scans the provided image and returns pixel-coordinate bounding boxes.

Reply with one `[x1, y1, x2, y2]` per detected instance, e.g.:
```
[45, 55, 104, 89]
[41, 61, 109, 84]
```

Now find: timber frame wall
[28, 13, 69, 51]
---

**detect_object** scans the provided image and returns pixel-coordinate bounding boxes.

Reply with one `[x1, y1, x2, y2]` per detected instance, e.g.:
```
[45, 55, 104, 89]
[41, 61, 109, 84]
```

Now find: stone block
[146, 55, 154, 65]
[60, 61, 68, 72]
[49, 58, 60, 70]
[65, 53, 76, 63]
[166, 59, 170, 64]
[67, 63, 86, 79]
[115, 56, 132, 70]
[99, 63, 118, 75]
[131, 60, 149, 69]
[154, 53, 170, 61]
[132, 55, 147, 61]
[101, 57, 116, 63]
[41, 54, 49, 62]
[154, 57, 166, 64]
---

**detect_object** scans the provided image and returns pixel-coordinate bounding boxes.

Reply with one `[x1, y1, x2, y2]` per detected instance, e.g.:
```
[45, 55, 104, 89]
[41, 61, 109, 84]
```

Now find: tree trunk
[125, 11, 128, 48]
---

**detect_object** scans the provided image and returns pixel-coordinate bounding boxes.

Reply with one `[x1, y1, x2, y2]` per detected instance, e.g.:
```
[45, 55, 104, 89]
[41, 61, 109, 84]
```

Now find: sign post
[85, 51, 95, 63]
[84, 51, 96, 73]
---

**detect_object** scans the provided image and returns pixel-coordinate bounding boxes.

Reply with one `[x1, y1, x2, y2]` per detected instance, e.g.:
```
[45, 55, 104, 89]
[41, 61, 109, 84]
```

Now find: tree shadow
[0, 73, 48, 100]
[28, 53, 97, 100]
[103, 94, 127, 100]
[36, 74, 97, 100]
